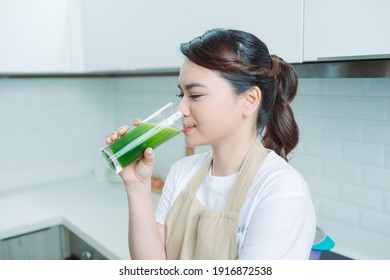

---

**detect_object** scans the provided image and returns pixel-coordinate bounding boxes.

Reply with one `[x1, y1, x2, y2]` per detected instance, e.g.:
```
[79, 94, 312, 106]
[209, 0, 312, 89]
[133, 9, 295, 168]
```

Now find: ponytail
[262, 55, 299, 161]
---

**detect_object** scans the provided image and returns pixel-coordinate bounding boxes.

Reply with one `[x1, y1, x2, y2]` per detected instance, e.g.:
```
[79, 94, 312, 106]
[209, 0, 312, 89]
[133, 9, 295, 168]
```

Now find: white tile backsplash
[385, 146, 390, 168]
[0, 76, 184, 186]
[304, 175, 339, 199]
[294, 114, 323, 135]
[295, 77, 390, 259]
[340, 183, 382, 211]
[320, 199, 359, 226]
[321, 117, 363, 140]
[363, 121, 390, 144]
[341, 141, 385, 166]
[289, 154, 322, 176]
[343, 97, 388, 120]
[366, 78, 390, 97]
[360, 209, 390, 236]
[304, 95, 344, 117]
[1, 75, 390, 259]
[384, 193, 390, 214]
[363, 166, 390, 189]
[323, 78, 365, 97]
[0, 78, 117, 177]
[299, 135, 341, 158]
[322, 158, 362, 184]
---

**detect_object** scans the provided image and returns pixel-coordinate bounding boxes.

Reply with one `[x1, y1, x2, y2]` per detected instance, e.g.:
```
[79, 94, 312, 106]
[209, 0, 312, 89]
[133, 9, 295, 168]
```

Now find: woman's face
[177, 60, 245, 147]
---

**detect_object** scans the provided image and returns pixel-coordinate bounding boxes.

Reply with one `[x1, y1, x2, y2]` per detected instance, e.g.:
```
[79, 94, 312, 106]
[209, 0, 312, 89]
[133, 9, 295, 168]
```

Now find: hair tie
[268, 55, 281, 78]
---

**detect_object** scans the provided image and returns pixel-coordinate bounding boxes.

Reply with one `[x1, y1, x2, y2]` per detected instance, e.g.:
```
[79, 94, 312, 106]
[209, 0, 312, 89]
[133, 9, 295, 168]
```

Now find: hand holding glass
[101, 103, 183, 173]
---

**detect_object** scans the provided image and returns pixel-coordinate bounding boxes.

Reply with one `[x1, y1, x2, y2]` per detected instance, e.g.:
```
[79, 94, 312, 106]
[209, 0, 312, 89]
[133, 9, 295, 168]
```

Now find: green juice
[102, 122, 181, 172]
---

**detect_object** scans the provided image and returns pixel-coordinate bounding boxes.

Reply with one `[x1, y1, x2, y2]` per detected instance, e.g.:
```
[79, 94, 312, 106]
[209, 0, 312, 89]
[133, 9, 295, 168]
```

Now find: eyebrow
[177, 82, 209, 91]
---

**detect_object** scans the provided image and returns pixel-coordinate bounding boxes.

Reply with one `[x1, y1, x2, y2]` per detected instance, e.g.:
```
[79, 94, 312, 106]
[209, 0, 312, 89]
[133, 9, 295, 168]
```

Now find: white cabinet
[304, 0, 390, 61]
[4, 1, 388, 73]
[79, 0, 133, 71]
[190, 0, 303, 63]
[0, 0, 74, 73]
[79, 0, 191, 71]
[130, 0, 191, 70]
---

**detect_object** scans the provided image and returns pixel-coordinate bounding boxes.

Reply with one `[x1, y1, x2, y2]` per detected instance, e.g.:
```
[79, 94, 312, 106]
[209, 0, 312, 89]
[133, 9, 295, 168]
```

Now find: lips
[182, 124, 196, 133]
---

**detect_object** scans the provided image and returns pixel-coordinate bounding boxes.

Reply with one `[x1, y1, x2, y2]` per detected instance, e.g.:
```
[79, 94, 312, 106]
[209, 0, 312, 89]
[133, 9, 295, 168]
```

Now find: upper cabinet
[2, 0, 389, 73]
[190, 0, 303, 63]
[0, 0, 74, 73]
[303, 0, 390, 62]
[79, 0, 191, 71]
[129, 0, 191, 70]
[79, 0, 133, 72]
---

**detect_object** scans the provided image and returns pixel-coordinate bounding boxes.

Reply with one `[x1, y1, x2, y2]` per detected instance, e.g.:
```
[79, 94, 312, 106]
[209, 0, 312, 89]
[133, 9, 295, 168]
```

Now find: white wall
[0, 76, 389, 259]
[290, 78, 390, 259]
[0, 76, 185, 189]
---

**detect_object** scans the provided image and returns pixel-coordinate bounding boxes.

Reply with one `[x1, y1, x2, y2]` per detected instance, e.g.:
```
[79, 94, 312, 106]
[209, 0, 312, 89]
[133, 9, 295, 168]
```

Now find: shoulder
[252, 150, 312, 201]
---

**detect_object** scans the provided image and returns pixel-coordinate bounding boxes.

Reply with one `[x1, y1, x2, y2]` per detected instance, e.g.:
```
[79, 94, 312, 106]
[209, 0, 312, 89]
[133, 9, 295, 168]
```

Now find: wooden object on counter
[152, 146, 194, 194]
[151, 176, 164, 194]
[186, 146, 194, 156]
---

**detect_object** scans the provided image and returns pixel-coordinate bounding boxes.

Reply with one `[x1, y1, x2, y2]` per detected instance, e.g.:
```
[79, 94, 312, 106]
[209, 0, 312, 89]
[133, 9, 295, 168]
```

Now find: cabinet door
[0, 0, 72, 73]
[0, 227, 65, 260]
[79, 0, 133, 71]
[190, 0, 303, 63]
[304, 0, 390, 61]
[130, 0, 191, 70]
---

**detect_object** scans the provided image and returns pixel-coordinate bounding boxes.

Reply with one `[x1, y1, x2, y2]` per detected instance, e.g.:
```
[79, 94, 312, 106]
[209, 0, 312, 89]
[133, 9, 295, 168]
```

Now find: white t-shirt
[155, 149, 317, 259]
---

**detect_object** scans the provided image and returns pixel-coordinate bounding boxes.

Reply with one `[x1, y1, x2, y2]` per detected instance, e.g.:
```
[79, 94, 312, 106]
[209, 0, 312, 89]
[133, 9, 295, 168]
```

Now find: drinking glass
[101, 103, 182, 173]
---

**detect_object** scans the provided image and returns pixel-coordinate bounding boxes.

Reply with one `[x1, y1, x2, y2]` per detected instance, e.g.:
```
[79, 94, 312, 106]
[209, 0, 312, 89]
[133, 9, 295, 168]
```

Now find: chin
[185, 136, 207, 148]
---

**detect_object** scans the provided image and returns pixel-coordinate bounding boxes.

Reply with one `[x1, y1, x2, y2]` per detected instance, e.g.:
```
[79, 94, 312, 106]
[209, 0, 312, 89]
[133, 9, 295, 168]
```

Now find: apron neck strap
[185, 138, 267, 213]
[186, 154, 213, 194]
[224, 139, 267, 212]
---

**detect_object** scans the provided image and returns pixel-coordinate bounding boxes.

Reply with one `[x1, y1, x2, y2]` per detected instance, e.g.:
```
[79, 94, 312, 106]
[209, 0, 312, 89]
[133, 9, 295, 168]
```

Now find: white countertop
[0, 172, 161, 260]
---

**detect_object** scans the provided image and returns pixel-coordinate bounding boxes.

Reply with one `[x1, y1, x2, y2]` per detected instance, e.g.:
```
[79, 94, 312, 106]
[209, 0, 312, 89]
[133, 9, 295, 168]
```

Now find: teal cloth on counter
[312, 236, 335, 251]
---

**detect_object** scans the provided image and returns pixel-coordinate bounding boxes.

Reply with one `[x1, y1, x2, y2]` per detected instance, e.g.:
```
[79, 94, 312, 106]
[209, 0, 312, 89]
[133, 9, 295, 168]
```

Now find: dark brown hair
[180, 28, 298, 161]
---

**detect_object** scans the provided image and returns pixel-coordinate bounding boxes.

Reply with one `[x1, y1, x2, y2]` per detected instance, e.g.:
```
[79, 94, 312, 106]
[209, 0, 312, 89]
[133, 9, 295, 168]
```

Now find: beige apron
[165, 139, 267, 259]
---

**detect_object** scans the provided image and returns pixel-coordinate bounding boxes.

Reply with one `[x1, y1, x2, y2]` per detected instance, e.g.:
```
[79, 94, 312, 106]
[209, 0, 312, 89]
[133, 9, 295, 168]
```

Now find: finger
[143, 147, 155, 164]
[110, 132, 119, 141]
[105, 135, 112, 144]
[133, 119, 141, 126]
[117, 125, 129, 136]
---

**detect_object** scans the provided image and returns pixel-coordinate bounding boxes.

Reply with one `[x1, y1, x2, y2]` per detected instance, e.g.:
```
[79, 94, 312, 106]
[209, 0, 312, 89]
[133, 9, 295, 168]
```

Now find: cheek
[202, 99, 241, 130]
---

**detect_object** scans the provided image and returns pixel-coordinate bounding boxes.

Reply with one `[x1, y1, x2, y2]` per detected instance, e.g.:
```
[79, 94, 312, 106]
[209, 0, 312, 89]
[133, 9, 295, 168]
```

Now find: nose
[178, 97, 190, 117]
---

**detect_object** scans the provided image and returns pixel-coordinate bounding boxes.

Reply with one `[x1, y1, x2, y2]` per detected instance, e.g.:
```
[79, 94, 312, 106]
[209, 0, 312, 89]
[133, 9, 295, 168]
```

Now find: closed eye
[190, 94, 202, 99]
[176, 93, 202, 100]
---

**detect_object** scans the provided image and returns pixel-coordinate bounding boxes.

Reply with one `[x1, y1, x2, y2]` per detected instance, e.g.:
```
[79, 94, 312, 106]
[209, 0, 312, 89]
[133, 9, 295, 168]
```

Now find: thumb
[133, 147, 155, 182]
[143, 147, 155, 166]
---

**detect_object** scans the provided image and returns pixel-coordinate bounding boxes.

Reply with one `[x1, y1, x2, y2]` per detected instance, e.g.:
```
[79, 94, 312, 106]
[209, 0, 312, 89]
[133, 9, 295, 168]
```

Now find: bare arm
[126, 179, 167, 259]
[106, 123, 166, 259]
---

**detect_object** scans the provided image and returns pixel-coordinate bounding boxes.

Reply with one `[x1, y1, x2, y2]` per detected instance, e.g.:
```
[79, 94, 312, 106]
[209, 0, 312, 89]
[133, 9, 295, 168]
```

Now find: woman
[106, 28, 316, 259]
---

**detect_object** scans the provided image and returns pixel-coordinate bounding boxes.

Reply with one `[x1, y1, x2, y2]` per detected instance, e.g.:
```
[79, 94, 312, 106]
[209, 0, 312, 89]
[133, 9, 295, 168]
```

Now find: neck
[211, 132, 257, 177]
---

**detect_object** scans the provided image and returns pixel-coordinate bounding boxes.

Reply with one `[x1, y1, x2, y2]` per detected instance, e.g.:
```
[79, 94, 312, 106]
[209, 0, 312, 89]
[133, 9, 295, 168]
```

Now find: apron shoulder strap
[185, 153, 213, 194]
[224, 139, 267, 213]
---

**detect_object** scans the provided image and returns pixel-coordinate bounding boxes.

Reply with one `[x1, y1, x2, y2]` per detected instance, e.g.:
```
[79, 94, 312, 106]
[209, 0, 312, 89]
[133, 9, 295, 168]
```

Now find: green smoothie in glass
[101, 103, 183, 173]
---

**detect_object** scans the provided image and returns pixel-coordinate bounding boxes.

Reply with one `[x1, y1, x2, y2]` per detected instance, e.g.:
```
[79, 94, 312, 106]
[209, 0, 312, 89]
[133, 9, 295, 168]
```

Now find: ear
[242, 86, 261, 117]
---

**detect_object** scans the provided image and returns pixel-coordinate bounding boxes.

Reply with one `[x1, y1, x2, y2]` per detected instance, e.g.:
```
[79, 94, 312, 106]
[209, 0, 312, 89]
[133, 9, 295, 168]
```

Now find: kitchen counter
[0, 172, 161, 260]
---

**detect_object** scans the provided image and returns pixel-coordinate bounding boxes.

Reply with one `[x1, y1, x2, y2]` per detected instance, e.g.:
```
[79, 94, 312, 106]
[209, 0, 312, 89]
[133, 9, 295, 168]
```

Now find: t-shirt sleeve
[154, 167, 176, 225]
[238, 194, 316, 259]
